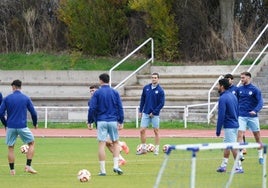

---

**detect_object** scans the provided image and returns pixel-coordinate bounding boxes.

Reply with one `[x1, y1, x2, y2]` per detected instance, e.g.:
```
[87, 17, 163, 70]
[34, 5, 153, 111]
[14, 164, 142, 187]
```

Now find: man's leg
[136, 127, 147, 155]
[153, 128, 159, 155]
[25, 141, 37, 174]
[237, 130, 245, 161]
[8, 146, 15, 175]
[137, 114, 149, 155]
[242, 135, 247, 154]
[252, 131, 264, 164]
[152, 116, 160, 155]
[98, 141, 106, 175]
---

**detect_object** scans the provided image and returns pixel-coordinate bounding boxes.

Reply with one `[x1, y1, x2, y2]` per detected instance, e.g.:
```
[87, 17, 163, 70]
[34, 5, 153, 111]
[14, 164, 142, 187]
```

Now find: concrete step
[124, 85, 218, 96]
[0, 85, 91, 98]
[121, 96, 218, 106]
[150, 65, 250, 75]
[136, 74, 221, 85]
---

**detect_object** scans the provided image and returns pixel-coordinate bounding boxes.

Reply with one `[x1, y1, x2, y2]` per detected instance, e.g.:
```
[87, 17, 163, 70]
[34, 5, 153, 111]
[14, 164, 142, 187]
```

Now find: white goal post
[154, 142, 267, 188]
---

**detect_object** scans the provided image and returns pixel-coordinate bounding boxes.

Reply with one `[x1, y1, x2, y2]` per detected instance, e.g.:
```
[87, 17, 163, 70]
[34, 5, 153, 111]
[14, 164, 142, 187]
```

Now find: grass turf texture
[0, 137, 266, 188]
[0, 53, 259, 70]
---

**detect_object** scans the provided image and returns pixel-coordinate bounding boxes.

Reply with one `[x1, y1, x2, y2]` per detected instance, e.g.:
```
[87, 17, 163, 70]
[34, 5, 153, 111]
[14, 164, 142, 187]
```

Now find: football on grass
[146, 143, 155, 152]
[77, 169, 91, 182]
[136, 144, 145, 152]
[20, 144, 29, 154]
[162, 144, 170, 153]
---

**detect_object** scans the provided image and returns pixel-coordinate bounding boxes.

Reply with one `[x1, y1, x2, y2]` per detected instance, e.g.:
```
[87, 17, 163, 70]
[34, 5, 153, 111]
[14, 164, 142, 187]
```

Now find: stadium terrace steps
[254, 63, 268, 124]
[1, 61, 268, 124]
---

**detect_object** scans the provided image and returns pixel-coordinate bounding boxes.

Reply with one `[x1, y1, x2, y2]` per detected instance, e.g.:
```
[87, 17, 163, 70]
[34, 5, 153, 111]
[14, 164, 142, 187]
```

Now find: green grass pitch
[0, 137, 266, 188]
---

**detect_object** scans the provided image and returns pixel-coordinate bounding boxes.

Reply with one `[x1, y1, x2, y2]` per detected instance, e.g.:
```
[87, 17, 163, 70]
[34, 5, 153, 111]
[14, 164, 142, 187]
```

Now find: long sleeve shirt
[237, 83, 263, 117]
[216, 90, 239, 136]
[0, 93, 7, 126]
[139, 83, 165, 115]
[0, 90, 37, 128]
[87, 85, 124, 124]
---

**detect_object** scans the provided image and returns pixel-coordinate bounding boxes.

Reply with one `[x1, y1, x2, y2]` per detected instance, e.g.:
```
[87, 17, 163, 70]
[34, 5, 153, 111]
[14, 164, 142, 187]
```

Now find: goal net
[154, 142, 267, 188]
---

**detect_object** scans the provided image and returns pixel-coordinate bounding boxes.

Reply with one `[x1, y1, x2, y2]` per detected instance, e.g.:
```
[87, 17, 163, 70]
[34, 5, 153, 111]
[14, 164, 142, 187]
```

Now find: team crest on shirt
[249, 91, 253, 95]
[155, 90, 159, 94]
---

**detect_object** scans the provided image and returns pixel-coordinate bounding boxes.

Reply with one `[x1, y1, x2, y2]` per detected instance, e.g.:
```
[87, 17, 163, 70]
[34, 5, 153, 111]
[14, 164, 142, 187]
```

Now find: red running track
[1, 128, 268, 138]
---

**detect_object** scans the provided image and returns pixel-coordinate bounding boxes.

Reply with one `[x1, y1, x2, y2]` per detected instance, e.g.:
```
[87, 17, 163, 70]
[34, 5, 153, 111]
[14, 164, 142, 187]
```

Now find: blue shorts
[140, 113, 160, 128]
[223, 128, 238, 143]
[97, 121, 119, 142]
[238, 116, 260, 132]
[6, 127, 35, 146]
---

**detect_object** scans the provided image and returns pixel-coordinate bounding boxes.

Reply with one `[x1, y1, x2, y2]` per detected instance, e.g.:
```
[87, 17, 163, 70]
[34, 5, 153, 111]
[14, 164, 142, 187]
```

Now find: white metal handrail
[207, 23, 268, 124]
[109, 38, 154, 89]
[35, 105, 186, 129]
[35, 104, 267, 128]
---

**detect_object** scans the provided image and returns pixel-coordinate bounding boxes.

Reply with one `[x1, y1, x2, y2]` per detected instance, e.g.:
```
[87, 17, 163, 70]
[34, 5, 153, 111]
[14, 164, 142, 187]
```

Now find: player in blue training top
[0, 80, 38, 175]
[87, 73, 124, 176]
[137, 72, 165, 155]
[87, 85, 129, 166]
[216, 78, 243, 173]
[0, 92, 7, 126]
[237, 72, 264, 164]
[224, 73, 238, 95]
[224, 73, 247, 156]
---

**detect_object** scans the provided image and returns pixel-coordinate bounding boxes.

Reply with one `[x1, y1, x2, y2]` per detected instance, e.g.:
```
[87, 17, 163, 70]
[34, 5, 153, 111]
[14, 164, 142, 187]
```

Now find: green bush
[129, 0, 179, 61]
[58, 0, 129, 56]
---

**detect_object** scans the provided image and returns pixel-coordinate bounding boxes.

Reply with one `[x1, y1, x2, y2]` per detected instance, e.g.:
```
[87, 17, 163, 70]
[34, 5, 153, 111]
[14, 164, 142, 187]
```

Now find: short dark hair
[152, 72, 159, 78]
[99, 73, 110, 83]
[11, 79, 22, 88]
[89, 85, 99, 89]
[224, 73, 234, 80]
[241, 71, 251, 78]
[219, 78, 230, 90]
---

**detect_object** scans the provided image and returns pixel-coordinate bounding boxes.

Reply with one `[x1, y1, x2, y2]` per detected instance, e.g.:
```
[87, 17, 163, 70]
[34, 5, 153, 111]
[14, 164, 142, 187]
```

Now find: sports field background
[0, 129, 267, 188]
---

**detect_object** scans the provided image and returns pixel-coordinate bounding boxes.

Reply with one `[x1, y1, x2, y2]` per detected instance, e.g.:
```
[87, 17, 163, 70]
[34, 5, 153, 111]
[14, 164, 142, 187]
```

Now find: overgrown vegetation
[0, 1, 267, 62]
[58, 0, 129, 56]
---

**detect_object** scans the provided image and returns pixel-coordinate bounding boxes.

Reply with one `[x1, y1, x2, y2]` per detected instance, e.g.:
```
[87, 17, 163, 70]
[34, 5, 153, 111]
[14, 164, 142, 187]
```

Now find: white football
[162, 144, 170, 153]
[77, 169, 91, 182]
[20, 144, 29, 154]
[146, 143, 155, 152]
[136, 144, 144, 152]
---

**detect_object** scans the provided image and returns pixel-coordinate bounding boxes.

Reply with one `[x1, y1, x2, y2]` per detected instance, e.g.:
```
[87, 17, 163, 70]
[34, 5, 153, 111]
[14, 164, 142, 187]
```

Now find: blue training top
[87, 85, 124, 124]
[216, 90, 239, 136]
[139, 83, 165, 115]
[237, 83, 263, 117]
[0, 90, 37, 128]
[0, 92, 7, 126]
[228, 84, 238, 96]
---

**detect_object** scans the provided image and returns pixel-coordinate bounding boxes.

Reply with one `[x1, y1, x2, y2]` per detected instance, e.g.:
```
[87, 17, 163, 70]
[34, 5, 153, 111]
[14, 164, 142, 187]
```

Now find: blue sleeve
[0, 95, 7, 127]
[87, 95, 97, 124]
[216, 97, 226, 136]
[152, 88, 165, 115]
[27, 99, 38, 126]
[115, 92, 124, 124]
[254, 88, 263, 113]
[139, 87, 146, 113]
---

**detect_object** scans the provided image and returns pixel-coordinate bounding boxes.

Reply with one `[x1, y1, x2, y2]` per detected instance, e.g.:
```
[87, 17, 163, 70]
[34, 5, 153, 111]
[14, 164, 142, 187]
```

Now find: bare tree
[23, 8, 38, 52]
[220, 0, 235, 59]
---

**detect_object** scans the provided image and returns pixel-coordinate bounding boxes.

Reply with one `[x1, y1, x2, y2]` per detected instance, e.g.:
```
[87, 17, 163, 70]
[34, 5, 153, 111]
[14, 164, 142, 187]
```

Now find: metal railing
[109, 38, 154, 89]
[35, 104, 267, 129]
[35, 105, 187, 129]
[207, 23, 268, 124]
